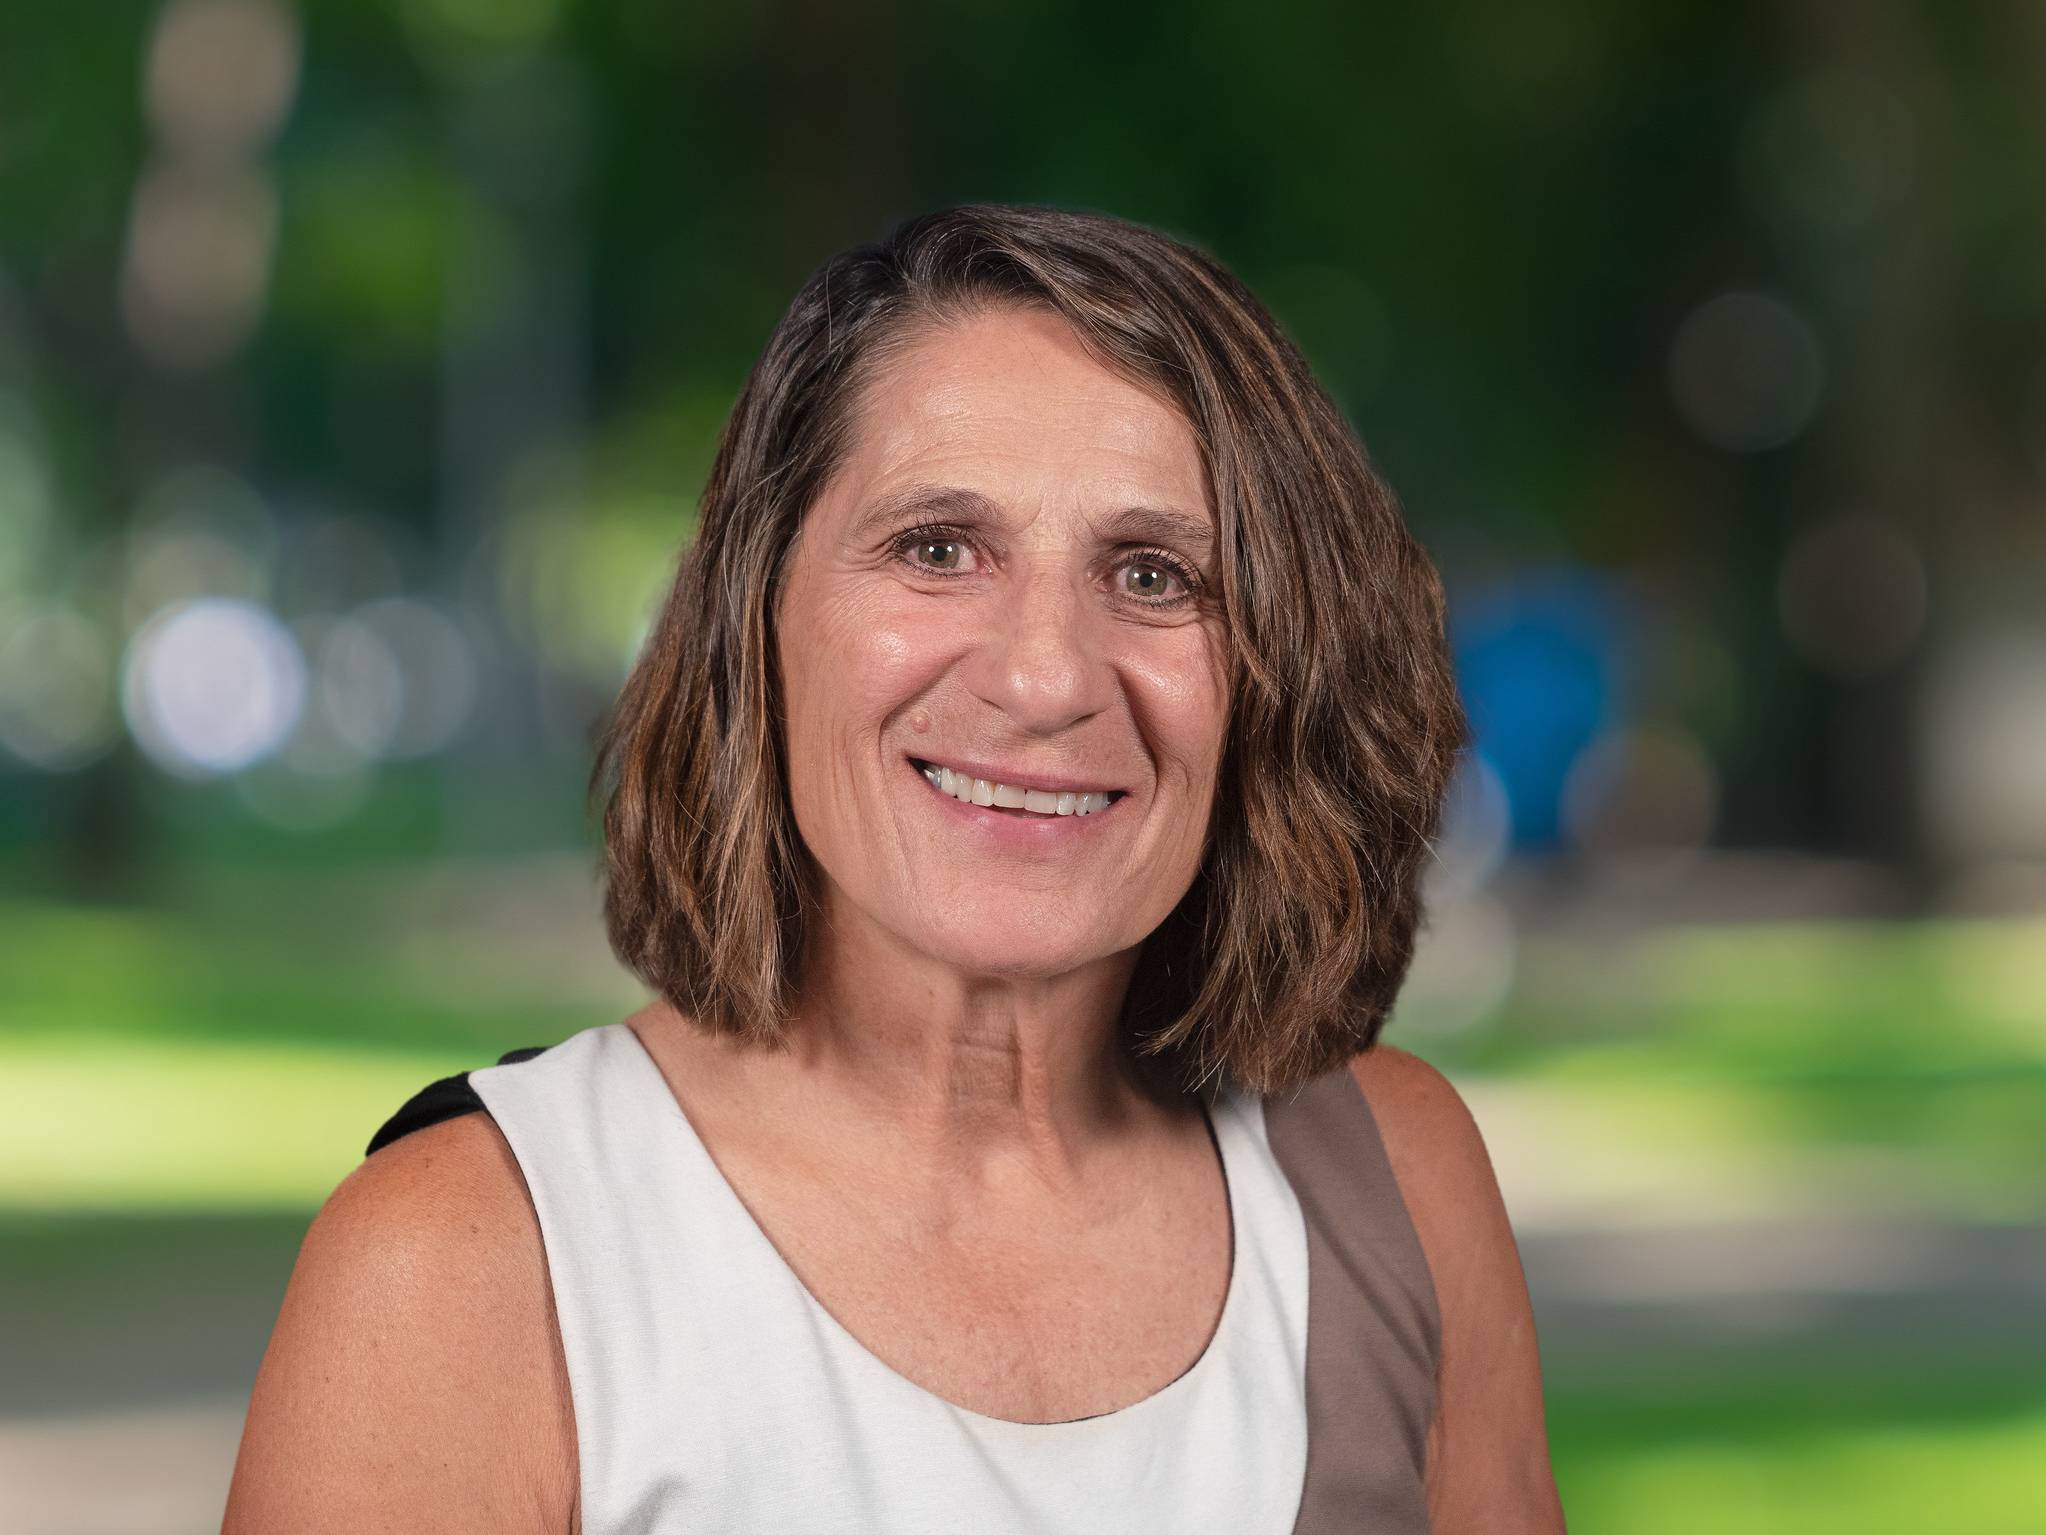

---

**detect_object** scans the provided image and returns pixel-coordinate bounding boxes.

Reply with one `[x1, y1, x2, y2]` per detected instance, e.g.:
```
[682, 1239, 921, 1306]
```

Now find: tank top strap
[1260, 1057, 1440, 1534]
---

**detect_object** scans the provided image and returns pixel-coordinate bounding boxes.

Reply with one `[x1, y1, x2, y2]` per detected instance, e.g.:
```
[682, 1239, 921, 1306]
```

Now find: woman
[225, 203, 1565, 1533]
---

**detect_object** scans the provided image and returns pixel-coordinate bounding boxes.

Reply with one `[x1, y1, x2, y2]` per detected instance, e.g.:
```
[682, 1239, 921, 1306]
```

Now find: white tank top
[469, 1022, 1312, 1533]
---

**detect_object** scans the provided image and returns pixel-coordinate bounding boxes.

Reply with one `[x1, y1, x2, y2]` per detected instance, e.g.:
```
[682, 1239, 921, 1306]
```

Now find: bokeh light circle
[121, 596, 306, 776]
[1668, 291, 1825, 452]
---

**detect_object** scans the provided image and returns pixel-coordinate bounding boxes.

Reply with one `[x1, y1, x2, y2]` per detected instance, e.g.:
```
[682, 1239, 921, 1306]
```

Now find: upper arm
[1350, 1044, 1566, 1535]
[223, 1112, 579, 1535]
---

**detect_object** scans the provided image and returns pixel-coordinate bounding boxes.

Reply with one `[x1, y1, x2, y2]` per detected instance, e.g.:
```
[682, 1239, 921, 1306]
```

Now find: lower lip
[907, 758, 1126, 847]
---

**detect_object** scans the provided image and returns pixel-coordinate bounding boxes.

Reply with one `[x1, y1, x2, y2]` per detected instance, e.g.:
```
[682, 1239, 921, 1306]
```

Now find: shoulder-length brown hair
[590, 202, 1469, 1098]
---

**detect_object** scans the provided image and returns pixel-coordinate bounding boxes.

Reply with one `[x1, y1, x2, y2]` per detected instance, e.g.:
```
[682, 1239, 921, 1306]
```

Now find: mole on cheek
[911, 710, 932, 735]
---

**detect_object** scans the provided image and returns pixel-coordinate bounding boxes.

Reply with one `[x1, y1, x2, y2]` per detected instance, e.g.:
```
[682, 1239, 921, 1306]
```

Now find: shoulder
[1347, 1043, 1500, 1220]
[225, 1111, 579, 1533]
[1346, 1044, 1566, 1533]
[1345, 1043, 1506, 1349]
[321, 1107, 543, 1286]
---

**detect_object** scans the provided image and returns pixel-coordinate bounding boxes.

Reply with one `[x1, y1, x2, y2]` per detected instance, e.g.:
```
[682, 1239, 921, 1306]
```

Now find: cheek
[780, 584, 945, 762]
[1124, 629, 1230, 777]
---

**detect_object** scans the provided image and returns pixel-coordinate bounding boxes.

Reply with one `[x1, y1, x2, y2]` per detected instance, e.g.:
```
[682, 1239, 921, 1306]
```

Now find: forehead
[835, 306, 1211, 518]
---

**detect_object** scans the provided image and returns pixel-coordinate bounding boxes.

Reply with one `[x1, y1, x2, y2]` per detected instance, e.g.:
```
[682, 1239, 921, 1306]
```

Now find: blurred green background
[4, 1, 2045, 1529]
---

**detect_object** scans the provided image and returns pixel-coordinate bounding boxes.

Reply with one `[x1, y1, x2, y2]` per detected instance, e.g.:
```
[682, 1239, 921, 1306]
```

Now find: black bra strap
[364, 1045, 550, 1157]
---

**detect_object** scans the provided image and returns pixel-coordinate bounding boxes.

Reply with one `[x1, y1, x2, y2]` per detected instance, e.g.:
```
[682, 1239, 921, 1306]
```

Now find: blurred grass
[0, 875, 637, 1209]
[0, 1035, 475, 1210]
[1552, 1374, 2046, 1534]
[0, 886, 628, 1059]
[1486, 916, 2046, 1076]
[1441, 915, 2046, 1221]
[2, 888, 2043, 1213]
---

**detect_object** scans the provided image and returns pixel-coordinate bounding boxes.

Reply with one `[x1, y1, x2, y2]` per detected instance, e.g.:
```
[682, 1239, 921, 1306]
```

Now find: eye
[1117, 548, 1203, 608]
[910, 538, 969, 572]
[890, 524, 979, 576]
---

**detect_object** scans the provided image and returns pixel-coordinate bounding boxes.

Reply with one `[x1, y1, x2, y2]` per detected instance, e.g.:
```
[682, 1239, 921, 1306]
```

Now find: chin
[906, 911, 1111, 980]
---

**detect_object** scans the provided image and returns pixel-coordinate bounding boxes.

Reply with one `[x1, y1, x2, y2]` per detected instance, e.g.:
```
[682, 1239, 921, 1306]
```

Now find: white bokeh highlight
[121, 596, 306, 776]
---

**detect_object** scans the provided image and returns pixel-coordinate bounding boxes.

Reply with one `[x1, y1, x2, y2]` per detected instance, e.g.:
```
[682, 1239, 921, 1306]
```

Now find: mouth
[907, 756, 1128, 819]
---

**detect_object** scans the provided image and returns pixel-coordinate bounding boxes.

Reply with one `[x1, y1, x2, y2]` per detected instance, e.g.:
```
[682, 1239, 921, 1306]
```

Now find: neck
[762, 896, 1173, 1191]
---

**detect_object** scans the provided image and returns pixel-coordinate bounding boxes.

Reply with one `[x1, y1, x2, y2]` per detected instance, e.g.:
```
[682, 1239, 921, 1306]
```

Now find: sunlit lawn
[3, 879, 2042, 1529]
[1454, 914, 2046, 1223]
[0, 876, 637, 1208]
[1551, 1374, 2046, 1534]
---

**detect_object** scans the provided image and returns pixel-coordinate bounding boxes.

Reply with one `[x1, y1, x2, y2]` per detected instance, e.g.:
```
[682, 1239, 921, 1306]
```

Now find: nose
[966, 562, 1113, 734]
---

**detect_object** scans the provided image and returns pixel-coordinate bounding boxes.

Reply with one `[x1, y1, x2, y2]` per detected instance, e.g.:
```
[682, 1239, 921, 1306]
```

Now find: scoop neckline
[610, 1021, 1245, 1436]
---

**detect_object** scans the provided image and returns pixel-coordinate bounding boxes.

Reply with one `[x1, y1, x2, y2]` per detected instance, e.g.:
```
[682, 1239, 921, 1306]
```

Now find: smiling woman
[224, 203, 1565, 1535]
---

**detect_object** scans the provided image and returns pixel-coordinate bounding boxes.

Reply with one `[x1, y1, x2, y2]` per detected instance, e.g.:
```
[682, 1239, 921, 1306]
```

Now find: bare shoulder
[224, 1111, 579, 1535]
[1348, 1044, 1568, 1534]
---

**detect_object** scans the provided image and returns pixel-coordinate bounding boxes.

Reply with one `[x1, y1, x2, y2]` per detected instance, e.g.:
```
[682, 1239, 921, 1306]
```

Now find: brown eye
[1124, 562, 1175, 598]
[1116, 548, 1201, 606]
[916, 540, 964, 570]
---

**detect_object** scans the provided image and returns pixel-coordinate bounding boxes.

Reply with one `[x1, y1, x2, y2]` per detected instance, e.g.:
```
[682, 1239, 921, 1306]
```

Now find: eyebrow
[849, 482, 1216, 559]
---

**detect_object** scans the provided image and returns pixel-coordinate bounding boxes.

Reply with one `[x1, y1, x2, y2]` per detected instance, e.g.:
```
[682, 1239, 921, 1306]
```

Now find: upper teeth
[917, 761, 1117, 817]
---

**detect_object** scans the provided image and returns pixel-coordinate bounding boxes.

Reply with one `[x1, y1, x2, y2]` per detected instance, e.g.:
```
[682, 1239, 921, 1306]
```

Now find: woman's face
[775, 305, 1229, 981]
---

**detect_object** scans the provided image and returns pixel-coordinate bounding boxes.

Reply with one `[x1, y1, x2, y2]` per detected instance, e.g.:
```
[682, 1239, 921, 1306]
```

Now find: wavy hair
[589, 202, 1469, 1097]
